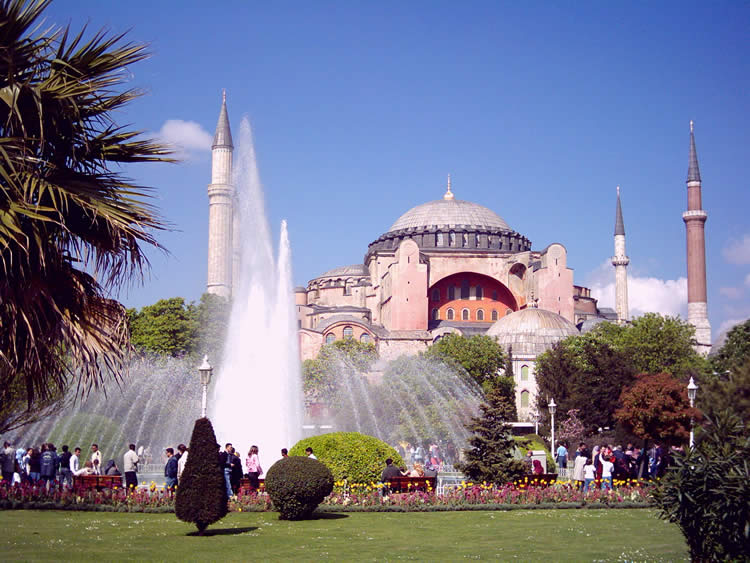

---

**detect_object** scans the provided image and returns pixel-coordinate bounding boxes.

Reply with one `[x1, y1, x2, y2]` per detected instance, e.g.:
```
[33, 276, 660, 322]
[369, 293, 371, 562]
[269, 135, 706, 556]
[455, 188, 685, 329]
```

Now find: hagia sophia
[205, 94, 712, 421]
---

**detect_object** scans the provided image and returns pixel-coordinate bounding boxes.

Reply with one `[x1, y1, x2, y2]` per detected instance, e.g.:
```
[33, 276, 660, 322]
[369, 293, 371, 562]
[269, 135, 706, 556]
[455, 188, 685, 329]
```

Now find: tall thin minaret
[206, 91, 234, 298]
[683, 121, 711, 354]
[612, 186, 629, 323]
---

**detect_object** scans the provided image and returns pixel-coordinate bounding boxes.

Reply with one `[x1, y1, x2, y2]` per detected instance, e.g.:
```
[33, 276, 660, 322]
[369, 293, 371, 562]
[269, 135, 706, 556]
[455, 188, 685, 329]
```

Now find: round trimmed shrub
[289, 432, 404, 484]
[265, 456, 333, 520]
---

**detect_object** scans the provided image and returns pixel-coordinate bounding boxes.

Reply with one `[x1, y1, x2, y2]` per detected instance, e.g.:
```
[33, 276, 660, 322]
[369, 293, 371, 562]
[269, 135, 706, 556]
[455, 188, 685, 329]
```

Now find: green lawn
[0, 509, 686, 561]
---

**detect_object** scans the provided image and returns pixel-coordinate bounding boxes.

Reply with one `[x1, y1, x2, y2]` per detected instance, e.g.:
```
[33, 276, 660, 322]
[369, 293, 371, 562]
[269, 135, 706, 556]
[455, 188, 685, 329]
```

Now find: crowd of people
[393, 442, 456, 472]
[0, 440, 122, 487]
[527, 441, 679, 490]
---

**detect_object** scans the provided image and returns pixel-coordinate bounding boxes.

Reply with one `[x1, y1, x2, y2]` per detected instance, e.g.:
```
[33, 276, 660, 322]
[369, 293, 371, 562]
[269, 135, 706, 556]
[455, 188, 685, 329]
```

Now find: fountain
[210, 117, 303, 461]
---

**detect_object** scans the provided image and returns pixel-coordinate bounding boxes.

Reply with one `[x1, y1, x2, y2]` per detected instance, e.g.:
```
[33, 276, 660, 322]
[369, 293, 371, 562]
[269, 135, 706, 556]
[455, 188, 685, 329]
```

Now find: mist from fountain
[210, 117, 303, 461]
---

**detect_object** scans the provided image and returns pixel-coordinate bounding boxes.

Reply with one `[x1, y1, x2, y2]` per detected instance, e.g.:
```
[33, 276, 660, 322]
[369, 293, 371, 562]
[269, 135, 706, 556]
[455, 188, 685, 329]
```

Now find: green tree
[699, 359, 750, 434]
[195, 293, 230, 362]
[710, 318, 750, 374]
[615, 372, 699, 448]
[426, 333, 505, 391]
[0, 0, 171, 410]
[128, 297, 198, 357]
[302, 339, 377, 401]
[652, 411, 750, 562]
[456, 386, 526, 485]
[175, 417, 227, 535]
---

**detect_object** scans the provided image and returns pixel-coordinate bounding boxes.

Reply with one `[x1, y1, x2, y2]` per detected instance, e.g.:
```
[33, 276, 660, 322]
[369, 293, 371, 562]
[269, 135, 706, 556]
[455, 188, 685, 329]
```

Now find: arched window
[431, 308, 439, 321]
[491, 309, 498, 321]
[476, 286, 483, 300]
[462, 308, 470, 321]
[520, 390, 530, 408]
[492, 290, 498, 301]
[432, 288, 440, 301]
[477, 309, 485, 321]
[325, 333, 335, 345]
[461, 279, 470, 299]
[360, 333, 371, 343]
[449, 231, 456, 247]
[446, 308, 455, 320]
[343, 326, 353, 339]
[506, 308, 513, 316]
[521, 365, 529, 381]
[437, 232, 444, 247]
[462, 233, 468, 247]
[448, 286, 455, 300]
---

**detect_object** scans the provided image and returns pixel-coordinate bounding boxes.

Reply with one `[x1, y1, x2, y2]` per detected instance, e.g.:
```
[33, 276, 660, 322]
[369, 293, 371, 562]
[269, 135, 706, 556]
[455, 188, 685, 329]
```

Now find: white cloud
[586, 261, 687, 318]
[720, 286, 744, 299]
[722, 234, 750, 265]
[157, 120, 213, 155]
[717, 318, 745, 336]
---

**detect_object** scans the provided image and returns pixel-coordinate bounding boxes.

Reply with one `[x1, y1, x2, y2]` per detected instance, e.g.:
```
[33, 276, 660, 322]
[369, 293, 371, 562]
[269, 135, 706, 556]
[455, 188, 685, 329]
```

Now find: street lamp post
[533, 410, 540, 435]
[687, 376, 698, 449]
[198, 355, 213, 419]
[548, 398, 557, 469]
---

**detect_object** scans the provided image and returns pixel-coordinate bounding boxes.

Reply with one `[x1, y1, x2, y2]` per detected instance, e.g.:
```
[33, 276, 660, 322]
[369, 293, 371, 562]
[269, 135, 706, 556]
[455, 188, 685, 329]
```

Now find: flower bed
[0, 479, 654, 513]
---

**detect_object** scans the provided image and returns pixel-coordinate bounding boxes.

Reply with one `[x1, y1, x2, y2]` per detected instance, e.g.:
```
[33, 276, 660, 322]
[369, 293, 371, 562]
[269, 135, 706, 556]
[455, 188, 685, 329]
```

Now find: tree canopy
[426, 333, 506, 391]
[534, 314, 707, 439]
[710, 318, 750, 374]
[0, 0, 171, 413]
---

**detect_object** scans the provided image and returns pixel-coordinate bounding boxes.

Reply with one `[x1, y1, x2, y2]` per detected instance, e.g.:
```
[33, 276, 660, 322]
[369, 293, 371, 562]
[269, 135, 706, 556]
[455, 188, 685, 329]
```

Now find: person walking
[40, 444, 59, 488]
[219, 443, 236, 498]
[245, 445, 263, 491]
[164, 448, 178, 491]
[556, 442, 568, 470]
[123, 444, 139, 490]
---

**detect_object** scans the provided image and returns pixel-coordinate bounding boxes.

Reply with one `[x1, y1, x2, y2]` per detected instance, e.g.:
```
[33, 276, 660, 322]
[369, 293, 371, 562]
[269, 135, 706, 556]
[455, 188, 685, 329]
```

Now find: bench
[384, 475, 437, 493]
[73, 474, 123, 492]
[238, 478, 265, 496]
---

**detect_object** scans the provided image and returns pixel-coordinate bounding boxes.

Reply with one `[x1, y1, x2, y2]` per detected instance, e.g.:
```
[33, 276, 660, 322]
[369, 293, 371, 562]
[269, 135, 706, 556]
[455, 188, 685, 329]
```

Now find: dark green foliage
[710, 318, 750, 374]
[699, 359, 750, 434]
[457, 387, 526, 485]
[426, 333, 506, 390]
[126, 293, 230, 362]
[289, 432, 403, 484]
[265, 456, 334, 520]
[653, 411, 749, 561]
[175, 418, 227, 534]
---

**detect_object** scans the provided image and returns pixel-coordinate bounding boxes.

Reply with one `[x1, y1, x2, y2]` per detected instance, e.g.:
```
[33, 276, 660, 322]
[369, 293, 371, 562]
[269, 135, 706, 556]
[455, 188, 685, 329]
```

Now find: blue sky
[45, 1, 750, 339]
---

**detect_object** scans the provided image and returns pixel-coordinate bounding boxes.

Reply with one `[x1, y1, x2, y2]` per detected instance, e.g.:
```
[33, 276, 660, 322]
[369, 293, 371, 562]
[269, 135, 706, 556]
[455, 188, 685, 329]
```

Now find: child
[583, 458, 596, 492]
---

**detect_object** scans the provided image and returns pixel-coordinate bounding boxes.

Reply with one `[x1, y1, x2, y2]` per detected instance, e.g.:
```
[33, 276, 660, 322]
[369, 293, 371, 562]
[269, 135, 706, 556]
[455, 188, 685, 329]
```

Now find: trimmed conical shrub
[175, 418, 227, 534]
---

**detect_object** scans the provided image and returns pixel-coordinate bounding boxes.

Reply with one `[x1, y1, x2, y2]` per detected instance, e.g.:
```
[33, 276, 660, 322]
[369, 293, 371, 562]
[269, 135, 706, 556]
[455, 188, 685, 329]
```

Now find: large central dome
[389, 198, 512, 232]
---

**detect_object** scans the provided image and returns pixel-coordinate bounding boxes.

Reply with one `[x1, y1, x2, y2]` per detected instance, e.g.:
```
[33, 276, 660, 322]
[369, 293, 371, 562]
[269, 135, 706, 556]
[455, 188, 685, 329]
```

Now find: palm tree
[0, 0, 173, 431]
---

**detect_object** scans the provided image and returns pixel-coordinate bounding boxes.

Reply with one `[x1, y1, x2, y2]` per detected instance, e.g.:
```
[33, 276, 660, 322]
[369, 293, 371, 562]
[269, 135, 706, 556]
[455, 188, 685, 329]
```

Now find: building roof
[487, 307, 579, 356]
[317, 264, 370, 278]
[212, 90, 233, 149]
[388, 198, 512, 233]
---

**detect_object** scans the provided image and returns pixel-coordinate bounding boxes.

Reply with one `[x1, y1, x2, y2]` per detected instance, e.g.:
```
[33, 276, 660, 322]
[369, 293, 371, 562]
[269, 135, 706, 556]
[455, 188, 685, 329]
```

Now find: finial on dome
[528, 300, 538, 308]
[444, 174, 454, 200]
[690, 119, 694, 133]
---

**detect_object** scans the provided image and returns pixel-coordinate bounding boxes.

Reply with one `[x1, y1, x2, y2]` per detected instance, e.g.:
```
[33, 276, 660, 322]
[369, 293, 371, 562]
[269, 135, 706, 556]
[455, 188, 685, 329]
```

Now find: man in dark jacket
[40, 444, 58, 487]
[164, 448, 178, 490]
[381, 458, 402, 496]
[58, 445, 73, 488]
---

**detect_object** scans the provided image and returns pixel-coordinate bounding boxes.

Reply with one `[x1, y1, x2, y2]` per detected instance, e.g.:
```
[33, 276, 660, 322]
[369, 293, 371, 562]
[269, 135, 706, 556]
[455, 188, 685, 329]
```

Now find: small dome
[388, 198, 511, 233]
[487, 307, 579, 356]
[317, 264, 369, 278]
[578, 317, 609, 334]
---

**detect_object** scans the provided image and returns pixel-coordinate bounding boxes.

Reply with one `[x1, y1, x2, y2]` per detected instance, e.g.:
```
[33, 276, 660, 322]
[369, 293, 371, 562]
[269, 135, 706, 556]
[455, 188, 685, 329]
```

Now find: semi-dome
[388, 198, 512, 233]
[487, 307, 579, 356]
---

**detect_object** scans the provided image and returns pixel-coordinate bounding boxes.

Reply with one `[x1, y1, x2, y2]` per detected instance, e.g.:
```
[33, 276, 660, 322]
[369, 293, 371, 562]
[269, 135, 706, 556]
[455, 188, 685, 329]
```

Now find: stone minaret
[206, 91, 234, 297]
[612, 186, 629, 323]
[683, 121, 711, 354]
